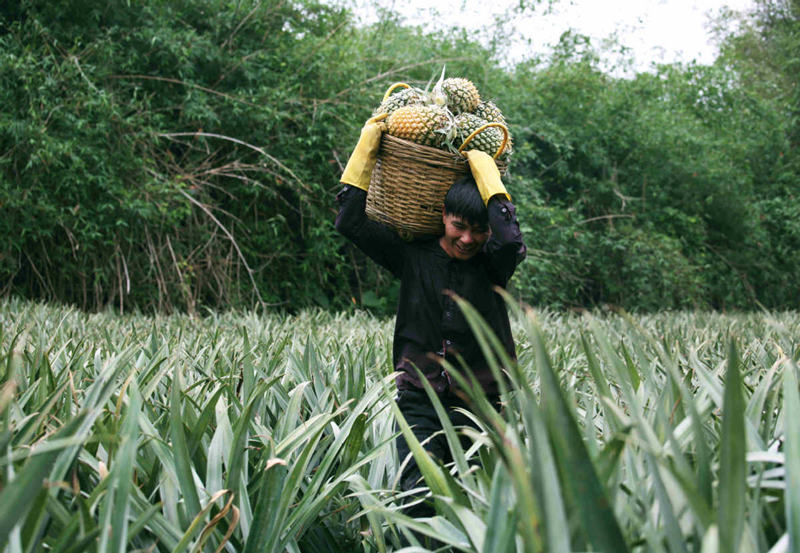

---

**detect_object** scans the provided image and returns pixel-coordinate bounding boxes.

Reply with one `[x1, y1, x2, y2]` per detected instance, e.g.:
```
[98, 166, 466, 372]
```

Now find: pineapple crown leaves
[435, 110, 461, 153]
[429, 65, 449, 107]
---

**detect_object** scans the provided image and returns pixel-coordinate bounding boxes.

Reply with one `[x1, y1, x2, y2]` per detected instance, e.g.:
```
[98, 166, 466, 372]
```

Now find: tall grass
[1, 298, 798, 552]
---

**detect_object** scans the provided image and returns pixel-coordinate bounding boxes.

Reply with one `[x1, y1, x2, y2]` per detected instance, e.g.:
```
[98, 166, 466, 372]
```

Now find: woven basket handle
[382, 82, 411, 102]
[458, 122, 509, 160]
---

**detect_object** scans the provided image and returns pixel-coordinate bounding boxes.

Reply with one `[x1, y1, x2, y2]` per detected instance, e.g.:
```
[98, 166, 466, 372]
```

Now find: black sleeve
[335, 185, 406, 278]
[483, 196, 527, 286]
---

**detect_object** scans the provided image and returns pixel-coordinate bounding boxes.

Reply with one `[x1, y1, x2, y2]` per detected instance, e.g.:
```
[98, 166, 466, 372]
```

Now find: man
[335, 115, 526, 518]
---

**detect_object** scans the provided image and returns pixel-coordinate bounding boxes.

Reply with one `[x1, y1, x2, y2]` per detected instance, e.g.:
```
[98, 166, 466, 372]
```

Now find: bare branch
[158, 131, 311, 193]
[109, 74, 259, 107]
[574, 214, 635, 225]
[178, 189, 266, 309]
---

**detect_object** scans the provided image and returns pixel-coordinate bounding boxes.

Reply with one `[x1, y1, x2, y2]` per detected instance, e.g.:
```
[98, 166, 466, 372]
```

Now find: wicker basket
[365, 134, 508, 240]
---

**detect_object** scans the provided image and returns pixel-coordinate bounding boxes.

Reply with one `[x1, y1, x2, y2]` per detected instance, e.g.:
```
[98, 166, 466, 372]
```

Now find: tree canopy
[1, 0, 797, 314]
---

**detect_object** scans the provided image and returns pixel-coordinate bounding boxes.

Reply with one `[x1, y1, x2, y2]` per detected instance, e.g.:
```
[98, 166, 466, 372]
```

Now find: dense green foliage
[1, 0, 798, 313]
[1, 298, 799, 551]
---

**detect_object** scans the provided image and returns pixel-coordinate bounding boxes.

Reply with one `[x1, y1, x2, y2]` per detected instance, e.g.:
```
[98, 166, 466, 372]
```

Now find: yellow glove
[340, 114, 387, 191]
[464, 150, 510, 205]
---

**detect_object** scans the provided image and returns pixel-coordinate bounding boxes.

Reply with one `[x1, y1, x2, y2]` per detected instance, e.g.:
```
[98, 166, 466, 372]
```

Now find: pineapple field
[2, 298, 799, 552]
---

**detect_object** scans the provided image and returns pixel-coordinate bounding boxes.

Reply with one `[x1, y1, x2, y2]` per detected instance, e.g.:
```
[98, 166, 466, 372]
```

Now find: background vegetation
[1, 0, 798, 314]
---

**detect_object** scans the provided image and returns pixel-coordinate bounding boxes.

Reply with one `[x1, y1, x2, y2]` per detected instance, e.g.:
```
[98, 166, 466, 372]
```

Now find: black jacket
[335, 185, 526, 395]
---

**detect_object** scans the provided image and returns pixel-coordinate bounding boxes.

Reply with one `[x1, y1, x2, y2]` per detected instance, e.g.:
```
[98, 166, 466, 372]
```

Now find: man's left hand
[464, 150, 510, 206]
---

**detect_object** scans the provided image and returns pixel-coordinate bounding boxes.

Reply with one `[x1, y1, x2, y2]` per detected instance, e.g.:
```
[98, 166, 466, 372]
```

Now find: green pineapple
[473, 101, 513, 159]
[473, 100, 506, 124]
[373, 86, 425, 117]
[435, 77, 480, 114]
[453, 113, 509, 158]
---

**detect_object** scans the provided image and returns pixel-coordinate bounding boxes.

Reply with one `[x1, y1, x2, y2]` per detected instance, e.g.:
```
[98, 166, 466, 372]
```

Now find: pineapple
[437, 78, 480, 114]
[372, 74, 512, 160]
[386, 105, 450, 147]
[473, 101, 513, 159]
[373, 86, 425, 117]
[453, 113, 509, 158]
[473, 100, 506, 124]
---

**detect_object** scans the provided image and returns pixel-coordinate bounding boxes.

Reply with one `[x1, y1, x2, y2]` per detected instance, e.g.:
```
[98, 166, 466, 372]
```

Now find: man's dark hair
[443, 175, 488, 227]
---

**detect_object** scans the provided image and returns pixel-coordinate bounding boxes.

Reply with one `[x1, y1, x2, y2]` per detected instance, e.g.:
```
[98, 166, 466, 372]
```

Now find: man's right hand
[340, 114, 387, 192]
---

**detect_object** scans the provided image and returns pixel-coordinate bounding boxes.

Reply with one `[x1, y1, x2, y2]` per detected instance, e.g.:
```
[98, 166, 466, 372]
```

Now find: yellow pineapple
[386, 105, 450, 147]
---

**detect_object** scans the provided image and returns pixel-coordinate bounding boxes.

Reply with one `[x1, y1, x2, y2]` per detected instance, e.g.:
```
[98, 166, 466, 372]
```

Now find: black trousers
[395, 387, 499, 518]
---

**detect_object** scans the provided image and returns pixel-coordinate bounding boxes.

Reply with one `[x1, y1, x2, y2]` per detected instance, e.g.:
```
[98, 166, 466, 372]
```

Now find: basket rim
[380, 134, 508, 172]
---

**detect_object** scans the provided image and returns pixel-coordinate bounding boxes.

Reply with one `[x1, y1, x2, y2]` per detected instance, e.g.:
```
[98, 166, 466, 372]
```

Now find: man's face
[439, 212, 490, 260]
